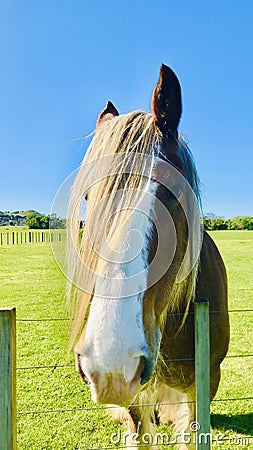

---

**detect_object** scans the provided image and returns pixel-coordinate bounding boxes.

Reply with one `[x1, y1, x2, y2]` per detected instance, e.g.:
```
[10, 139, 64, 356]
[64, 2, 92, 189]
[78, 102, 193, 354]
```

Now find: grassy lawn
[208, 232, 253, 448]
[0, 231, 252, 449]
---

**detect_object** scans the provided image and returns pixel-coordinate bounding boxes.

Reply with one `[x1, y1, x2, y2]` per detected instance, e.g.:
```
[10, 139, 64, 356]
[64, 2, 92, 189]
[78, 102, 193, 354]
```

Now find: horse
[67, 64, 230, 449]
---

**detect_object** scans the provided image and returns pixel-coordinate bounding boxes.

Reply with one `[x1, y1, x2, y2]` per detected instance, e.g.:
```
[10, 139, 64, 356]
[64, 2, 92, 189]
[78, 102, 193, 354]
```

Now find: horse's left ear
[96, 101, 119, 127]
[151, 64, 182, 134]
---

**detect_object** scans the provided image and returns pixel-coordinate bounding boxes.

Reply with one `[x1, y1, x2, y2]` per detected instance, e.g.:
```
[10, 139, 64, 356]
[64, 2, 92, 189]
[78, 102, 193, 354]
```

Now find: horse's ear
[151, 64, 182, 134]
[96, 101, 119, 127]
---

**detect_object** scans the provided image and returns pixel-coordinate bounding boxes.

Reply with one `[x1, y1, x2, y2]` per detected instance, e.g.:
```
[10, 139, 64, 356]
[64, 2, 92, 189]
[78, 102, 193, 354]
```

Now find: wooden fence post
[194, 300, 211, 450]
[0, 308, 17, 450]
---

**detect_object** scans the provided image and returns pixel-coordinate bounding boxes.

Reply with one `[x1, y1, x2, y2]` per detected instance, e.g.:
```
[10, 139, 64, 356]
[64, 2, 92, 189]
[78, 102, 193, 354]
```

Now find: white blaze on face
[78, 181, 158, 386]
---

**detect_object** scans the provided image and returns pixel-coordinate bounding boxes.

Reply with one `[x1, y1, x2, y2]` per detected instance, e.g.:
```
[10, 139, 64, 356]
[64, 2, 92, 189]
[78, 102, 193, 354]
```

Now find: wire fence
[0, 297, 249, 448]
[17, 396, 253, 416]
[15, 352, 253, 372]
[16, 308, 253, 421]
[74, 437, 253, 450]
[1, 232, 252, 447]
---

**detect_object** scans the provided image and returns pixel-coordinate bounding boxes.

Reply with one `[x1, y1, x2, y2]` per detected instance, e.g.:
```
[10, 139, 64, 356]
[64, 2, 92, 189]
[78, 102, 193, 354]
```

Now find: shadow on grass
[211, 413, 253, 436]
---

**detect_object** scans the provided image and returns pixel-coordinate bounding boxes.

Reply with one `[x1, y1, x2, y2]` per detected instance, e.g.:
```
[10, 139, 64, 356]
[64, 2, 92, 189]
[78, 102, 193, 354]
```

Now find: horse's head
[68, 65, 201, 405]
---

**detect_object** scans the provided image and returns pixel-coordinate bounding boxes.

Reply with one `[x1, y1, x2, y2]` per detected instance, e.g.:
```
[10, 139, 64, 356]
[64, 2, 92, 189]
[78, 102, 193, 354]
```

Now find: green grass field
[0, 231, 252, 449]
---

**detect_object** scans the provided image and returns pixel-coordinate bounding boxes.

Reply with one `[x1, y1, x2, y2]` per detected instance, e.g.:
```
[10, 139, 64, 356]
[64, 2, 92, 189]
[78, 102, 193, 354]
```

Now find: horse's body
[120, 230, 229, 449]
[67, 65, 229, 449]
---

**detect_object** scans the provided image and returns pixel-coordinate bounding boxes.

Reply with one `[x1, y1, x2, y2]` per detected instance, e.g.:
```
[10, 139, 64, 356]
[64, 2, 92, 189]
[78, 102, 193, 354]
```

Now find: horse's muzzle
[75, 353, 149, 404]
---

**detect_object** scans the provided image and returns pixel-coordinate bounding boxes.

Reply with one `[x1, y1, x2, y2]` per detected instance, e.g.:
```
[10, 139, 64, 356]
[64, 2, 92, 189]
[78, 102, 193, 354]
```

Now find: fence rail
[0, 308, 16, 450]
[0, 229, 65, 246]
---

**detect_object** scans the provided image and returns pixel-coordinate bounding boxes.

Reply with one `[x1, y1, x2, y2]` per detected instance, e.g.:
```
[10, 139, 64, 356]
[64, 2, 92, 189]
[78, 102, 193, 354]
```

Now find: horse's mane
[178, 137, 201, 206]
[67, 111, 201, 348]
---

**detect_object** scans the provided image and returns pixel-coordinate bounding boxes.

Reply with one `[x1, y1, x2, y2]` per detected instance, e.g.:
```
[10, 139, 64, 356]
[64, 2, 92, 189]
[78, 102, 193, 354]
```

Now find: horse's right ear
[96, 101, 119, 127]
[151, 64, 182, 134]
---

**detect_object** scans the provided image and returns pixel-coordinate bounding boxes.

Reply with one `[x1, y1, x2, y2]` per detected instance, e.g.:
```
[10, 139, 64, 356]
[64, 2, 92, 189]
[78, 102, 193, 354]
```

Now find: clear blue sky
[0, 1, 252, 218]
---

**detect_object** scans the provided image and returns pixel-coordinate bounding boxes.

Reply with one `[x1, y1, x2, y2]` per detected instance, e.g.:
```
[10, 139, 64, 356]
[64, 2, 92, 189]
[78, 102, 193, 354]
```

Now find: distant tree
[49, 214, 65, 229]
[26, 212, 42, 229]
[202, 214, 211, 230]
[212, 217, 228, 230]
[202, 213, 227, 230]
[26, 212, 50, 229]
[242, 217, 253, 230]
[40, 215, 50, 229]
[228, 216, 253, 230]
[203, 214, 253, 231]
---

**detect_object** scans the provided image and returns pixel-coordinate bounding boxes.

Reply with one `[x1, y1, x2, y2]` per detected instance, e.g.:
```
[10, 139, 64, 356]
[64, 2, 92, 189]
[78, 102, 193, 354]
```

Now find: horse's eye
[167, 187, 183, 201]
[84, 193, 89, 201]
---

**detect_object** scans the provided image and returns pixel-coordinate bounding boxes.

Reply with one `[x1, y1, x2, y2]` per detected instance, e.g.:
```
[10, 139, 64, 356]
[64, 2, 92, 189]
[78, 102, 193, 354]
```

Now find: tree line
[25, 211, 253, 231]
[26, 212, 65, 229]
[202, 214, 253, 231]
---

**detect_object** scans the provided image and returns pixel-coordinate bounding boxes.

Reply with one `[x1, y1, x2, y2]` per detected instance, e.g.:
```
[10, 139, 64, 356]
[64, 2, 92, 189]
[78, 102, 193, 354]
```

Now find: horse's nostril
[140, 355, 155, 385]
[77, 354, 90, 384]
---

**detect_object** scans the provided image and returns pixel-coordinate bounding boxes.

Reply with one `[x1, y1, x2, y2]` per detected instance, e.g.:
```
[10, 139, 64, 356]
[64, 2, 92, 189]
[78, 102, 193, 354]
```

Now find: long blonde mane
[67, 111, 201, 348]
[67, 112, 160, 347]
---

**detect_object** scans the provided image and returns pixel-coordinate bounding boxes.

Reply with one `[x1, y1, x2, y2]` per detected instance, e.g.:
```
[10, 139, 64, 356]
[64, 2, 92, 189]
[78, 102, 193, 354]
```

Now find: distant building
[0, 212, 27, 226]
